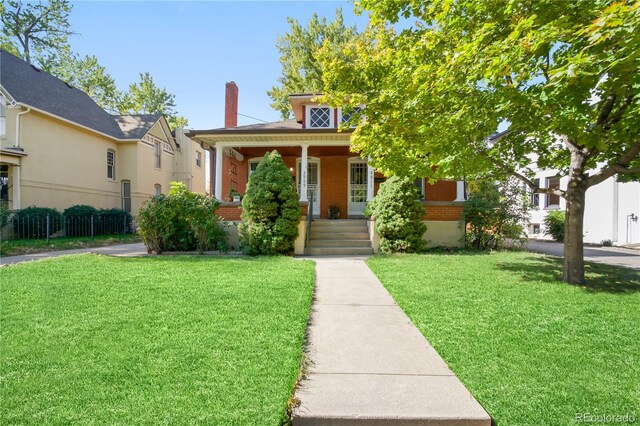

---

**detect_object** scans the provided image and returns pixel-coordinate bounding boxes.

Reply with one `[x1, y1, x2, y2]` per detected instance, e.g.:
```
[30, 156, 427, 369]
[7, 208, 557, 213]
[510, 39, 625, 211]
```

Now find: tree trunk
[563, 147, 589, 284]
[563, 184, 586, 284]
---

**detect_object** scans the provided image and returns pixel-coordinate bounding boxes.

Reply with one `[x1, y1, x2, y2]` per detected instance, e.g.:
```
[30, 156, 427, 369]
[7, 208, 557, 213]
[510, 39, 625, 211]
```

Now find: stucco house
[187, 82, 466, 254]
[0, 49, 205, 215]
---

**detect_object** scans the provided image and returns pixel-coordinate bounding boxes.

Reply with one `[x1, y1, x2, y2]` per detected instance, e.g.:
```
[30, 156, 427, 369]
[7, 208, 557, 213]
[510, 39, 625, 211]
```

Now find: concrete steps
[306, 220, 373, 255]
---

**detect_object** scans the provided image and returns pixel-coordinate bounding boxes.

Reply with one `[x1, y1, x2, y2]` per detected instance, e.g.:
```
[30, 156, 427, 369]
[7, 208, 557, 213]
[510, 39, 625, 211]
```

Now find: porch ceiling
[192, 132, 351, 148]
[236, 145, 357, 157]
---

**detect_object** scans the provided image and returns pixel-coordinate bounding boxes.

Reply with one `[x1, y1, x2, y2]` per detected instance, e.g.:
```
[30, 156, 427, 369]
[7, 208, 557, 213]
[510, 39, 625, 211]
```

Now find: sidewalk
[293, 256, 490, 425]
[0, 243, 148, 266]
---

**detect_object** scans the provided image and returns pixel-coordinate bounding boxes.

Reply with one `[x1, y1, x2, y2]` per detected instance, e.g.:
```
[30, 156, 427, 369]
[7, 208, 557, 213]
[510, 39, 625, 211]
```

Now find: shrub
[544, 210, 565, 242]
[0, 206, 10, 229]
[136, 182, 224, 254]
[99, 208, 132, 235]
[462, 179, 530, 250]
[601, 239, 613, 247]
[239, 151, 301, 255]
[63, 205, 99, 237]
[367, 176, 426, 253]
[12, 206, 62, 239]
[328, 204, 340, 219]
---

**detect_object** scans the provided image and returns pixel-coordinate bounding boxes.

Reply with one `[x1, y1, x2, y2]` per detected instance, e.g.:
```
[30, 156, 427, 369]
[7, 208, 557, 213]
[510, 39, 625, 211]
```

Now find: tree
[120, 72, 188, 129]
[267, 8, 360, 119]
[319, 0, 640, 284]
[239, 151, 301, 255]
[0, 0, 73, 66]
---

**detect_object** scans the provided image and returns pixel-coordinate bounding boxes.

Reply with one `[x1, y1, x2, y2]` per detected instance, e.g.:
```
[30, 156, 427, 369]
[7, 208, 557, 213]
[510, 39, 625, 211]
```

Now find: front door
[297, 159, 320, 216]
[348, 160, 368, 216]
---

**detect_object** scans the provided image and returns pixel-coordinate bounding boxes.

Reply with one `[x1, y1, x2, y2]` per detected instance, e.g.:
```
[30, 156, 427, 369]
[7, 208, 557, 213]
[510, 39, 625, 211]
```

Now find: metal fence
[1, 213, 132, 246]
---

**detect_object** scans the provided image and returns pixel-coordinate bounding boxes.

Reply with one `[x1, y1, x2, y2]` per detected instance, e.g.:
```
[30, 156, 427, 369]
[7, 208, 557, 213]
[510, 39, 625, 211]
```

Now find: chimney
[224, 81, 238, 128]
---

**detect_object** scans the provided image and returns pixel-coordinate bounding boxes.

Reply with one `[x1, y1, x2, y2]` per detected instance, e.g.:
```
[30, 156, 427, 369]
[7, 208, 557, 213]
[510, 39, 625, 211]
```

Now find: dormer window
[341, 106, 363, 127]
[308, 106, 333, 128]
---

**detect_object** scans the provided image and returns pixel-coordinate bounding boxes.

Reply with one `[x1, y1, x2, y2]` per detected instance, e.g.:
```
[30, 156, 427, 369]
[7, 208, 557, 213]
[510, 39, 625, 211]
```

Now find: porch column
[366, 158, 374, 201]
[300, 144, 308, 202]
[12, 165, 20, 209]
[214, 144, 223, 200]
[454, 180, 465, 202]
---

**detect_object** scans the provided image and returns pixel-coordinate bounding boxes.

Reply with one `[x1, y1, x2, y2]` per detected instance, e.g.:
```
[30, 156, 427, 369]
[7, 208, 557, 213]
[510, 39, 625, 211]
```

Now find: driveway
[526, 240, 640, 270]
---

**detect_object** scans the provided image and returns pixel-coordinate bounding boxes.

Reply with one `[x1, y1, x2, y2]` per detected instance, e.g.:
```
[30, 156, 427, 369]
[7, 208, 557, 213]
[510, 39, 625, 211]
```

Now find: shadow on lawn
[497, 255, 640, 294]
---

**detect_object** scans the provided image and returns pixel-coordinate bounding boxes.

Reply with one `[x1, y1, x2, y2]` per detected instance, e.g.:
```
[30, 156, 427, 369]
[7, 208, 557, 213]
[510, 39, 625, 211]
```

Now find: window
[154, 184, 161, 196]
[545, 176, 560, 208]
[0, 165, 9, 209]
[414, 178, 425, 200]
[530, 223, 541, 235]
[341, 106, 362, 126]
[154, 141, 161, 168]
[107, 150, 115, 180]
[248, 158, 262, 175]
[308, 107, 332, 128]
[121, 180, 131, 213]
[531, 178, 540, 208]
[195, 151, 202, 168]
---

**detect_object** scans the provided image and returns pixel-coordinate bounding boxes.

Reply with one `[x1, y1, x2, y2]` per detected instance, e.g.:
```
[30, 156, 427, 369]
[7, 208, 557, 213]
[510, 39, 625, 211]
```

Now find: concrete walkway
[0, 242, 147, 266]
[526, 240, 640, 270]
[293, 256, 491, 425]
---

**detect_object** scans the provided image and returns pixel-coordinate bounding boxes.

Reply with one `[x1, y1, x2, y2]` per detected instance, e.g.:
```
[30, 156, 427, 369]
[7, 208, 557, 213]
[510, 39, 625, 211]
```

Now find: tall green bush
[544, 210, 565, 242]
[12, 207, 63, 239]
[98, 208, 132, 235]
[367, 176, 426, 253]
[0, 206, 10, 230]
[137, 182, 225, 254]
[239, 151, 301, 255]
[462, 179, 530, 250]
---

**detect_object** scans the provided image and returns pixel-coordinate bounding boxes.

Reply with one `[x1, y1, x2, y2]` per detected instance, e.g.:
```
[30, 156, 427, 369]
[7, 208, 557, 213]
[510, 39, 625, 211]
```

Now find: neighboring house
[0, 49, 206, 214]
[487, 131, 640, 246]
[526, 167, 639, 246]
[187, 82, 466, 254]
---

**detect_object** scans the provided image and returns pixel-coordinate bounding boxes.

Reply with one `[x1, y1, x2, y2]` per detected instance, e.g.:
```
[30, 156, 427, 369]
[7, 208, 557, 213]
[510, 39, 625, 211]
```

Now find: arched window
[107, 150, 115, 180]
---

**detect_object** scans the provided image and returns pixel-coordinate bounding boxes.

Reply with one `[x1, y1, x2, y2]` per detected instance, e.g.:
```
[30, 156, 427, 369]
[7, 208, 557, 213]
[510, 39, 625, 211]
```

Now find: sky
[68, 1, 369, 130]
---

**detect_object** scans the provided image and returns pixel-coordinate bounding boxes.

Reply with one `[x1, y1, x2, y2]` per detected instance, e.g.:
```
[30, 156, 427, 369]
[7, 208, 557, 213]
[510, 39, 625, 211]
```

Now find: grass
[0, 234, 141, 256]
[368, 252, 640, 426]
[1, 254, 315, 424]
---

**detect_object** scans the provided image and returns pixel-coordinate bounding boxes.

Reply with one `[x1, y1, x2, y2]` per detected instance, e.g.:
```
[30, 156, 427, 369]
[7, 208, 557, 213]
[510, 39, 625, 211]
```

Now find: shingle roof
[186, 119, 354, 137]
[0, 49, 159, 140]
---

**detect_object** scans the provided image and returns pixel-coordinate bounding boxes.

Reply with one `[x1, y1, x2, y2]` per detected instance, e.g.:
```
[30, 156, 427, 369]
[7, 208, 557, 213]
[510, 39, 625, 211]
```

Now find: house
[0, 49, 206, 215]
[526, 167, 639, 246]
[187, 82, 466, 254]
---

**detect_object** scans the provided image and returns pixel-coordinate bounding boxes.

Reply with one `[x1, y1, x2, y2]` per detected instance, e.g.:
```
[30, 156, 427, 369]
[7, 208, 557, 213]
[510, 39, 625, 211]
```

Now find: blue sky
[69, 1, 368, 129]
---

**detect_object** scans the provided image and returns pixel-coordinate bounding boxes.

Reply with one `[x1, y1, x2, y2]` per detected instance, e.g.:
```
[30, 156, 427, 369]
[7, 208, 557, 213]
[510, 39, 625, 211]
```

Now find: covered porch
[0, 148, 26, 210]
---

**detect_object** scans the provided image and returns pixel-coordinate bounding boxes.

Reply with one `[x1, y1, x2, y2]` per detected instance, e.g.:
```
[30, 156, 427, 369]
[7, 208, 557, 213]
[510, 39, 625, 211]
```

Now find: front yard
[368, 252, 640, 425]
[1, 255, 314, 424]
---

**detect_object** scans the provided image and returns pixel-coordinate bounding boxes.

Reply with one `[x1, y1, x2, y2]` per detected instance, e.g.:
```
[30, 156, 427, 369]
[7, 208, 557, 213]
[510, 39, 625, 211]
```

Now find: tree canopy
[319, 0, 640, 284]
[267, 8, 360, 119]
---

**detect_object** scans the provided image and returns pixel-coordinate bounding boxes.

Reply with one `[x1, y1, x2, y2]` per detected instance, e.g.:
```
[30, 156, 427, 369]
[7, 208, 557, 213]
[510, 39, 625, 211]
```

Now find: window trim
[195, 151, 202, 168]
[337, 105, 364, 128]
[154, 183, 162, 196]
[121, 180, 132, 213]
[305, 105, 334, 129]
[154, 141, 162, 169]
[248, 157, 263, 176]
[414, 177, 425, 200]
[0, 96, 6, 139]
[545, 176, 561, 209]
[107, 149, 116, 181]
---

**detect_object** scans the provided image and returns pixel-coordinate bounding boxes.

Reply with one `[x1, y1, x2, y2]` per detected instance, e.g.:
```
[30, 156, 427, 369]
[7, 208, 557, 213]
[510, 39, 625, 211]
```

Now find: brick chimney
[224, 81, 238, 128]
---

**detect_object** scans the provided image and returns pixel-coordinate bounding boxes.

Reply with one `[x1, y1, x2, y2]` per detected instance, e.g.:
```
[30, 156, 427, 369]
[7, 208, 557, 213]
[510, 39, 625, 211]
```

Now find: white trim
[348, 157, 368, 216]
[337, 105, 365, 128]
[296, 156, 320, 216]
[214, 144, 223, 200]
[454, 181, 466, 202]
[224, 147, 244, 161]
[247, 157, 263, 176]
[305, 105, 335, 129]
[194, 139, 350, 148]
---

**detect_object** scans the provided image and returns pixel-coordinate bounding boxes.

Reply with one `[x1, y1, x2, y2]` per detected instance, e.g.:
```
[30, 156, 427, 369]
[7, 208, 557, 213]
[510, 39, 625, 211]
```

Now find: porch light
[289, 167, 294, 173]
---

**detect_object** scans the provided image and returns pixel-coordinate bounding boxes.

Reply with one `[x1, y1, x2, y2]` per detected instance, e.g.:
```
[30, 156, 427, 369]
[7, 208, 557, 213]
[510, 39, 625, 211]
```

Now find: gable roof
[0, 49, 163, 141]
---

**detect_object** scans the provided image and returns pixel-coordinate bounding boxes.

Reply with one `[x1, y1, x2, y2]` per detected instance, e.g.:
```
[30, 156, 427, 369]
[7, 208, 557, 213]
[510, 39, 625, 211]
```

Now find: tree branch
[596, 93, 616, 126]
[604, 95, 633, 129]
[586, 142, 640, 187]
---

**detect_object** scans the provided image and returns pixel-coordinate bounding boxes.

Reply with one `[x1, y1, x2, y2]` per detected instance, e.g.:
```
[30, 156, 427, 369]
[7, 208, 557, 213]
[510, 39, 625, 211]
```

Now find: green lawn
[368, 252, 640, 426]
[1, 254, 314, 425]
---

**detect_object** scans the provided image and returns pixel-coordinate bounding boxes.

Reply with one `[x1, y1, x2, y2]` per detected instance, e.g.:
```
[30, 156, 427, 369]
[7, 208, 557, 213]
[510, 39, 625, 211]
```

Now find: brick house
[187, 82, 465, 254]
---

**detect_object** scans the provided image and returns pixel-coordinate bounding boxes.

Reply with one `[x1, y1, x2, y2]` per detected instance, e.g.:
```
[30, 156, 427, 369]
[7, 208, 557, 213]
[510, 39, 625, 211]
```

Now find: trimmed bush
[137, 182, 225, 254]
[239, 151, 301, 255]
[367, 176, 426, 253]
[544, 210, 565, 242]
[0, 206, 10, 230]
[12, 206, 62, 239]
[63, 205, 99, 237]
[99, 208, 132, 235]
[462, 179, 530, 250]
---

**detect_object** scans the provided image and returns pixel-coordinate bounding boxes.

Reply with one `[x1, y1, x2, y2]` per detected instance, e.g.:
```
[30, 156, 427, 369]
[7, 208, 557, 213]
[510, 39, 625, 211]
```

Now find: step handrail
[305, 196, 313, 253]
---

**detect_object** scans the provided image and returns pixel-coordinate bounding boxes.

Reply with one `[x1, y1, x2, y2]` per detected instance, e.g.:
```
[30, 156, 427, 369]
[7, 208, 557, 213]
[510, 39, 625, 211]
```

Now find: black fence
[2, 213, 132, 244]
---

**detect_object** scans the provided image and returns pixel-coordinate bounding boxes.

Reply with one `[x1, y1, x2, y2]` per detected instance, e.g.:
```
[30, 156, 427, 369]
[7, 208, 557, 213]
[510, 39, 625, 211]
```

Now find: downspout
[13, 107, 31, 209]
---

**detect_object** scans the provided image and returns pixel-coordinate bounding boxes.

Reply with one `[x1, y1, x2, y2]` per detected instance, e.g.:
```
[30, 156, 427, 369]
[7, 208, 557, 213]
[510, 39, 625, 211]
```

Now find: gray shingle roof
[0, 49, 160, 140]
